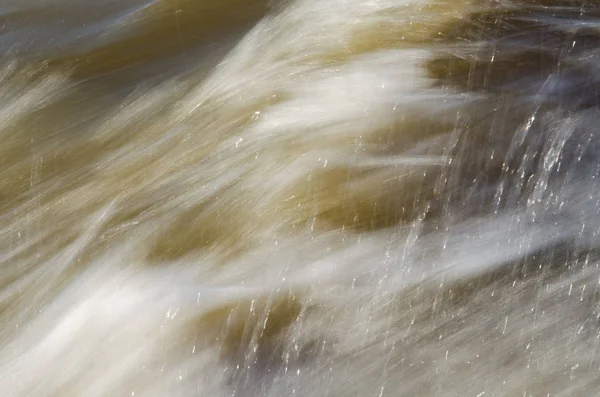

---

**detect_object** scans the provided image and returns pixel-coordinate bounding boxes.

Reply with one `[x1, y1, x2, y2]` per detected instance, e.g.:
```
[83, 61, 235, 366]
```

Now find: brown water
[3, 1, 600, 396]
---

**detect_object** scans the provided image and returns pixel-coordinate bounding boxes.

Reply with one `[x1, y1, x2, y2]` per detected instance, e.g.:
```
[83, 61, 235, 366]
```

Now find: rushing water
[2, 0, 600, 396]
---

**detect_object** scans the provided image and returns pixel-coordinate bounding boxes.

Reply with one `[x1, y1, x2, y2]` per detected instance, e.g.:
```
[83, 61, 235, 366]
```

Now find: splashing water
[2, 0, 600, 396]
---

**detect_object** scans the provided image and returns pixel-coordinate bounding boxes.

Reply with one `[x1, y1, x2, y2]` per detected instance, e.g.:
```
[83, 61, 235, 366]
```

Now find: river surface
[2, 1, 600, 396]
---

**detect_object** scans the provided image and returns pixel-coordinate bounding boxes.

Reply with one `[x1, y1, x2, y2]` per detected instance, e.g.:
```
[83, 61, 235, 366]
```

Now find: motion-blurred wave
[2, 1, 600, 396]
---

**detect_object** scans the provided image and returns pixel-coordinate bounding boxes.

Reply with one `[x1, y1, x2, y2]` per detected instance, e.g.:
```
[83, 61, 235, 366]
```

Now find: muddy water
[2, 1, 600, 396]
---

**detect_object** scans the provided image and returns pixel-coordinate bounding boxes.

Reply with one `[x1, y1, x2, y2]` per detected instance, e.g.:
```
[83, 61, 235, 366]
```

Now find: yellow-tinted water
[3, 1, 600, 396]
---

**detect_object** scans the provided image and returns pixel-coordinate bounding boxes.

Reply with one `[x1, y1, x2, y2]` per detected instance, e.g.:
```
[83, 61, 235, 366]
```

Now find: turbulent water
[3, 0, 600, 395]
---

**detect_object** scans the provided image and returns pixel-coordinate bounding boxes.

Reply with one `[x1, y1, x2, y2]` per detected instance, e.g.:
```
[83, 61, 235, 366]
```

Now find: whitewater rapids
[2, 0, 600, 396]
